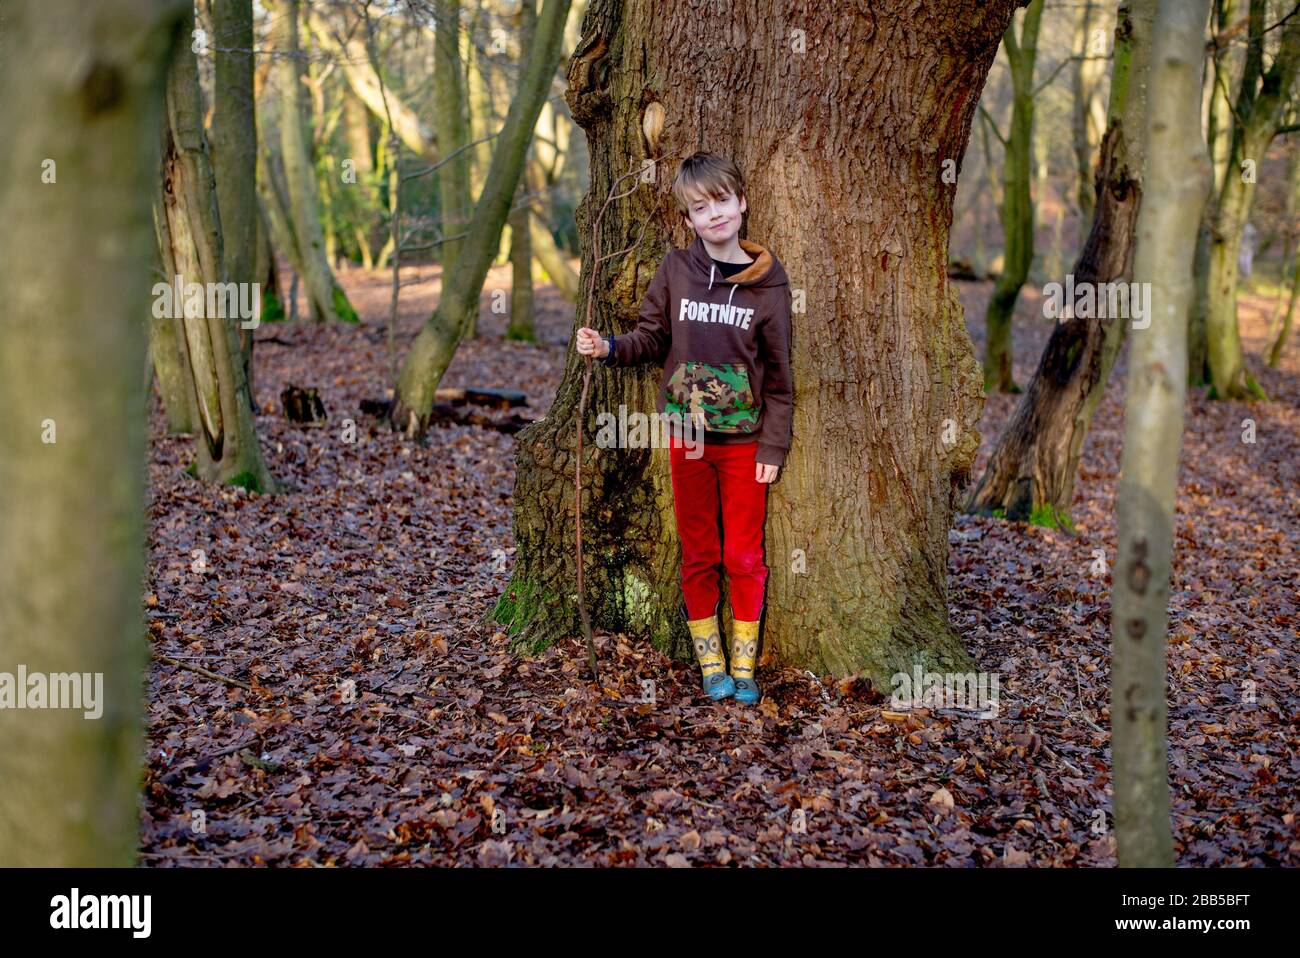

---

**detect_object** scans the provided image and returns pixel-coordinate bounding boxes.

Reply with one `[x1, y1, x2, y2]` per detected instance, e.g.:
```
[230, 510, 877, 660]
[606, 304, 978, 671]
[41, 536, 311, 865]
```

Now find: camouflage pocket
[664, 361, 759, 433]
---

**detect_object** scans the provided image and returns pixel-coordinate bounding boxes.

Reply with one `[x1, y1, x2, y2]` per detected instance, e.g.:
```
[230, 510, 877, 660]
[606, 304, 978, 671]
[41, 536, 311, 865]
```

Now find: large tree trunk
[158, 16, 277, 492]
[391, 0, 573, 432]
[966, 0, 1154, 526]
[269, 0, 357, 324]
[210, 0, 259, 412]
[497, 0, 1022, 686]
[1112, 0, 1212, 868]
[0, 0, 188, 866]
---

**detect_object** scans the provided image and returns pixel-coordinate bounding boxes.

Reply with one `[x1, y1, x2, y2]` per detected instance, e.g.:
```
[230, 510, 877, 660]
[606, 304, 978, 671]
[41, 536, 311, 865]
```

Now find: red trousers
[668, 436, 769, 622]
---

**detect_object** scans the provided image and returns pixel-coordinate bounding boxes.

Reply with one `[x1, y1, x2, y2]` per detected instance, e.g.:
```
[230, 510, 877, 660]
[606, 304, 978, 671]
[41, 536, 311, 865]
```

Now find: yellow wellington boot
[686, 614, 736, 700]
[730, 619, 761, 704]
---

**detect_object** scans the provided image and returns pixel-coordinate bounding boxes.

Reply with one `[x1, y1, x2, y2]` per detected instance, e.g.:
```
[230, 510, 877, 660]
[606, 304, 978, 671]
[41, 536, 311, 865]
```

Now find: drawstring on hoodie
[708, 262, 741, 311]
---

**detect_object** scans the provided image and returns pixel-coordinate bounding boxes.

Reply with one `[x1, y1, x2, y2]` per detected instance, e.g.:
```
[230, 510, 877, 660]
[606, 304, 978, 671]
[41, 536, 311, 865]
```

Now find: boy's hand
[575, 326, 609, 359]
[756, 463, 778, 484]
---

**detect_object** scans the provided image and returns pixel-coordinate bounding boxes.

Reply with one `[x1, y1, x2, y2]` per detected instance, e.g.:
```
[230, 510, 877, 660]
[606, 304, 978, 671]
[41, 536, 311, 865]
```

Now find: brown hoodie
[604, 235, 794, 467]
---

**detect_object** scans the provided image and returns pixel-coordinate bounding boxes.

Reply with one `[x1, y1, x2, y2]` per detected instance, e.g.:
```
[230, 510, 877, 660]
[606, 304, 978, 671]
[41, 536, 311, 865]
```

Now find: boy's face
[683, 187, 746, 245]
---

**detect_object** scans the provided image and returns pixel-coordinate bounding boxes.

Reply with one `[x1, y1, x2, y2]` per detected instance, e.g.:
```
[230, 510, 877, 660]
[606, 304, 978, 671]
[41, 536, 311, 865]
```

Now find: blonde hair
[671, 152, 746, 215]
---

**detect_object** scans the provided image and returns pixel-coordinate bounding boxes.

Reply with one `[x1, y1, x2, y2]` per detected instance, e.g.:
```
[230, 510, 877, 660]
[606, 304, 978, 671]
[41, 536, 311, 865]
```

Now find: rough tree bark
[982, 0, 1044, 393]
[157, 16, 277, 492]
[496, 0, 1024, 686]
[965, 0, 1154, 526]
[1112, 0, 1212, 867]
[391, 0, 573, 432]
[0, 0, 188, 866]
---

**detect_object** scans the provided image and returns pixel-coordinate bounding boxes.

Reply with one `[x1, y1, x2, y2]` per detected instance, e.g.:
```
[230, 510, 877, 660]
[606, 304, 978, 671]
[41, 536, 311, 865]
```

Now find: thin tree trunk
[309, 5, 440, 164]
[342, 86, 378, 269]
[1269, 246, 1299, 366]
[498, 0, 1020, 685]
[465, 0, 494, 196]
[975, 111, 1001, 278]
[391, 0, 573, 432]
[1205, 0, 1241, 198]
[523, 117, 581, 301]
[507, 0, 538, 343]
[983, 0, 1045, 393]
[158, 15, 277, 492]
[1112, 0, 1212, 868]
[435, 0, 475, 333]
[529, 213, 580, 301]
[210, 0, 259, 412]
[966, 0, 1154, 525]
[270, 0, 358, 324]
[256, 138, 307, 282]
[1202, 0, 1299, 398]
[1072, 0, 1108, 245]
[0, 0, 188, 866]
[255, 206, 286, 322]
[149, 214, 196, 433]
[508, 180, 537, 341]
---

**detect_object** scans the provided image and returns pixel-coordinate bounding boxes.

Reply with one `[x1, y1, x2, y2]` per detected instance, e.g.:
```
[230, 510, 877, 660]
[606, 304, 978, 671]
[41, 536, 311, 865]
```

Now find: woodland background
[0, 0, 1294, 867]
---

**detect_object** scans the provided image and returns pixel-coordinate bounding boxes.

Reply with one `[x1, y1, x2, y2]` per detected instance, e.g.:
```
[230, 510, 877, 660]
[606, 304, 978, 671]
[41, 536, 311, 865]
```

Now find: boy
[575, 152, 794, 704]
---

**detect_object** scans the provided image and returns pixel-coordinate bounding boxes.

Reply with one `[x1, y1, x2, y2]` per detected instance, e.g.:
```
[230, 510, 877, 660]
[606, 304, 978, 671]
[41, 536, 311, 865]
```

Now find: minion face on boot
[694, 633, 722, 659]
[686, 614, 736, 701]
[730, 620, 762, 704]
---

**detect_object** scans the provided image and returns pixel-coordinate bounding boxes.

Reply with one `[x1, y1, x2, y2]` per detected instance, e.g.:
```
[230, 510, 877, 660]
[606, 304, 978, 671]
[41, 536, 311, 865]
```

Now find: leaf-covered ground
[139, 262, 1298, 866]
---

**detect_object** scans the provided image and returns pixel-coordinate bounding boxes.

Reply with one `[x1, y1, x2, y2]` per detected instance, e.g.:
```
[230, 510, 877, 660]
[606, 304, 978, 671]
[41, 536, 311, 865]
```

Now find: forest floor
[139, 260, 1298, 866]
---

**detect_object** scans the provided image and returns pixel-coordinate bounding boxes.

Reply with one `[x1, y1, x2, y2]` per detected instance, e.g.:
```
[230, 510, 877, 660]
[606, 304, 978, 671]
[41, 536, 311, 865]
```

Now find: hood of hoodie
[685, 235, 789, 291]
